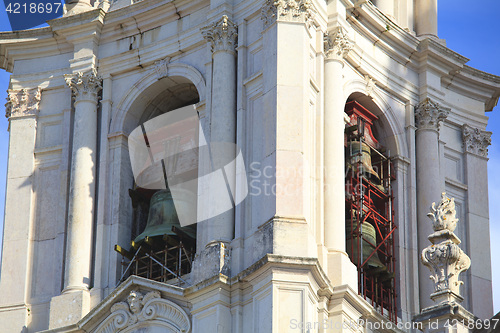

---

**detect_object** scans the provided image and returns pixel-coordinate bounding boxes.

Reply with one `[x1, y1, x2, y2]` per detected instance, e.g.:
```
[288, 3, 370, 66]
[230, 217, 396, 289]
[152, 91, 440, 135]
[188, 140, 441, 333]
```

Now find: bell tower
[0, 0, 499, 331]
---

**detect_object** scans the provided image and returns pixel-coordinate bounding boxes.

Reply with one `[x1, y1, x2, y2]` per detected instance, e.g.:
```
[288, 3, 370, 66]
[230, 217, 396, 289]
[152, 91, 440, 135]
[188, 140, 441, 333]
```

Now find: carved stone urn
[421, 192, 471, 305]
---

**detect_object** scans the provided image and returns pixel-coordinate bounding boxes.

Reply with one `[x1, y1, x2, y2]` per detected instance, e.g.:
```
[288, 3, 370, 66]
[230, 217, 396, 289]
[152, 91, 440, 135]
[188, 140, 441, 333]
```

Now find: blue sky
[0, 0, 499, 314]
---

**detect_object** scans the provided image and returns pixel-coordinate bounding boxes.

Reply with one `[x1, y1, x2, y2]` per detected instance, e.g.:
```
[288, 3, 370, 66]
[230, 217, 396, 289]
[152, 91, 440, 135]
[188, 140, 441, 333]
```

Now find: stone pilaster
[415, 97, 450, 310]
[0, 87, 41, 329]
[323, 26, 357, 289]
[63, 69, 102, 293]
[462, 124, 494, 318]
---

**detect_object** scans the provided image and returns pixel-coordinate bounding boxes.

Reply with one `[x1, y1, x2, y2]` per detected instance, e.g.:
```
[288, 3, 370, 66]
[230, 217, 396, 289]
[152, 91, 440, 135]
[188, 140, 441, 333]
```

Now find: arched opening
[344, 93, 398, 321]
[115, 75, 200, 287]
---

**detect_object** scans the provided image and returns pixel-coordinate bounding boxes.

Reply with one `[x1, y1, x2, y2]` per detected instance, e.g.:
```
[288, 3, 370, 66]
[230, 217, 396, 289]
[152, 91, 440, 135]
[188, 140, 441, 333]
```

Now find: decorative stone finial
[421, 192, 471, 305]
[324, 27, 353, 61]
[5, 87, 42, 119]
[261, 0, 315, 28]
[427, 192, 458, 233]
[415, 98, 449, 131]
[462, 124, 492, 158]
[201, 15, 238, 54]
[65, 70, 103, 103]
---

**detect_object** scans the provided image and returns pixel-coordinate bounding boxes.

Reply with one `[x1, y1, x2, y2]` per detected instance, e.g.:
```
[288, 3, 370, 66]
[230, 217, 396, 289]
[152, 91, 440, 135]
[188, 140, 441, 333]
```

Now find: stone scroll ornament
[421, 193, 471, 304]
[95, 290, 191, 333]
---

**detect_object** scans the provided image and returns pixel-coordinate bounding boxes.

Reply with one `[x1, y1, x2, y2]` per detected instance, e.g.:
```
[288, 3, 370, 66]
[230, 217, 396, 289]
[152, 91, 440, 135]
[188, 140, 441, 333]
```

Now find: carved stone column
[323, 27, 357, 288]
[413, 193, 474, 333]
[415, 97, 449, 310]
[415, 0, 437, 38]
[63, 70, 102, 293]
[462, 125, 494, 318]
[200, 16, 238, 247]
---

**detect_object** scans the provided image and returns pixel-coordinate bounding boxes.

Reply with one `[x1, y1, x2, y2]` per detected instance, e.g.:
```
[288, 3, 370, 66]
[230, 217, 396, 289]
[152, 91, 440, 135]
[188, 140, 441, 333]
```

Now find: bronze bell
[348, 141, 381, 185]
[134, 188, 196, 243]
[346, 221, 385, 269]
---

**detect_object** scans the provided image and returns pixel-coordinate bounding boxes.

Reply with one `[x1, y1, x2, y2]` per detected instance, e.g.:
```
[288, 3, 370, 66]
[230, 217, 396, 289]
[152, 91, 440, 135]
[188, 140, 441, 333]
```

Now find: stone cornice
[324, 26, 353, 61]
[201, 15, 238, 54]
[462, 124, 492, 158]
[65, 70, 102, 103]
[5, 87, 42, 119]
[261, 0, 315, 29]
[414, 98, 449, 132]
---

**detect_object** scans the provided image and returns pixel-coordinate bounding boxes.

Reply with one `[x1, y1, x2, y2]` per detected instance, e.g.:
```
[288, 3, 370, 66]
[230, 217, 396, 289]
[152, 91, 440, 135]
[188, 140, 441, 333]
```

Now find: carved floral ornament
[414, 98, 450, 131]
[64, 70, 103, 102]
[261, 0, 315, 28]
[4, 87, 42, 119]
[201, 15, 238, 54]
[324, 27, 353, 61]
[421, 193, 471, 303]
[95, 290, 191, 333]
[462, 124, 492, 158]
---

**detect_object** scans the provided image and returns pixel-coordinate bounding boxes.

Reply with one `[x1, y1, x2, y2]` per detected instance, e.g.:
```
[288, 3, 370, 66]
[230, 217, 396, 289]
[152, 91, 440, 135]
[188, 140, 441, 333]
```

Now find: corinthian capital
[261, 0, 315, 28]
[324, 27, 353, 61]
[5, 87, 42, 119]
[414, 98, 449, 131]
[462, 125, 492, 158]
[65, 70, 102, 103]
[201, 15, 238, 54]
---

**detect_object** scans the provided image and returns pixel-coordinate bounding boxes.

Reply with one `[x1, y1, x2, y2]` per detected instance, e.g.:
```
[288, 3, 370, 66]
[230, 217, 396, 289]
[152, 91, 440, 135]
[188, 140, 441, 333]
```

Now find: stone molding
[94, 290, 191, 333]
[261, 0, 315, 29]
[421, 193, 471, 305]
[414, 98, 449, 131]
[65, 70, 103, 103]
[192, 242, 231, 284]
[5, 87, 42, 119]
[201, 15, 238, 54]
[155, 57, 171, 80]
[324, 27, 353, 61]
[462, 124, 492, 158]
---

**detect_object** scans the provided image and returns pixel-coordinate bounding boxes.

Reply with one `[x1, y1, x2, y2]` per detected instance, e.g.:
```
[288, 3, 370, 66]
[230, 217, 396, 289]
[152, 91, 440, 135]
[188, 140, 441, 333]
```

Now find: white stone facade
[0, 0, 499, 332]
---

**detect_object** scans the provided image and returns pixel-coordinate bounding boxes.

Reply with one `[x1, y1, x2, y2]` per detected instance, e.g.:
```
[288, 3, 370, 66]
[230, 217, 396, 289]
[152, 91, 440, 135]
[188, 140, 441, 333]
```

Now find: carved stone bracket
[462, 124, 492, 158]
[414, 98, 450, 131]
[5, 87, 42, 119]
[261, 0, 315, 29]
[155, 57, 171, 80]
[324, 27, 353, 61]
[95, 290, 191, 333]
[65, 70, 103, 103]
[201, 15, 238, 54]
[421, 193, 471, 305]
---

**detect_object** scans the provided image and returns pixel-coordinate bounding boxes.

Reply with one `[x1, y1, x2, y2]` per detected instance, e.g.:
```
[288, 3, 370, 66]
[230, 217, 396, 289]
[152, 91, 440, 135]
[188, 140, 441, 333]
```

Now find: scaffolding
[345, 101, 398, 322]
[115, 226, 195, 287]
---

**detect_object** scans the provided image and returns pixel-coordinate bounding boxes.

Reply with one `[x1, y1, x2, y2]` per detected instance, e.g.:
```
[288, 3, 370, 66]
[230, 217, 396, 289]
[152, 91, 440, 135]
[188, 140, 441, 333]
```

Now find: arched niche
[346, 92, 402, 158]
[105, 65, 204, 289]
